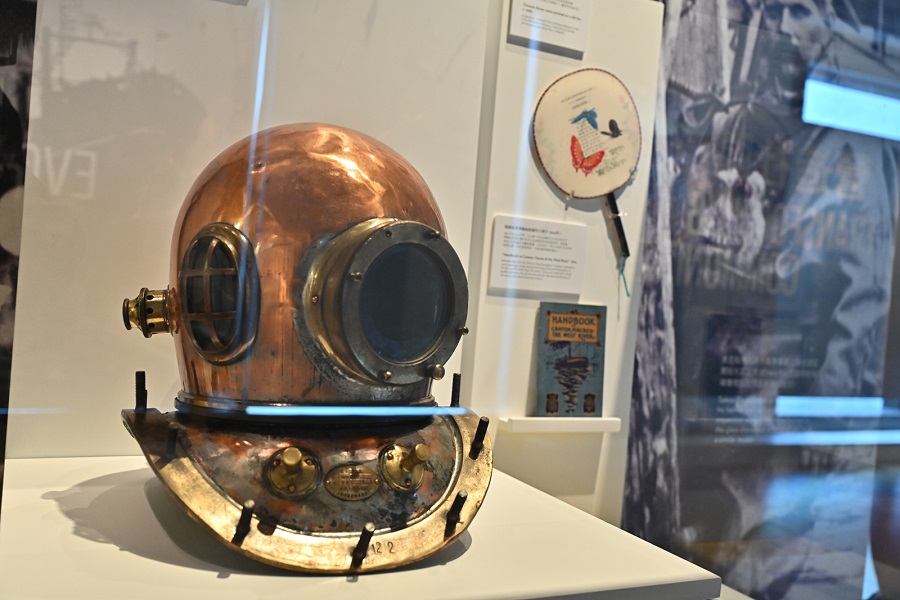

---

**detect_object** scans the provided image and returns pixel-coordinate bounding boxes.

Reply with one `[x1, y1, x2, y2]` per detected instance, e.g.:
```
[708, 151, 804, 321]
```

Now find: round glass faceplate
[358, 244, 452, 363]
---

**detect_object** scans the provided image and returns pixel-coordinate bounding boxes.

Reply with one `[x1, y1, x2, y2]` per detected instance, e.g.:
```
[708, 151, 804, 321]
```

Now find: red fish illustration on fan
[570, 135, 604, 176]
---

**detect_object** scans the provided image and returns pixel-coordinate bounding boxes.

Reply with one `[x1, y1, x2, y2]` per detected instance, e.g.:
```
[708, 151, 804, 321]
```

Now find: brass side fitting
[380, 443, 430, 492]
[122, 288, 174, 338]
[264, 446, 321, 498]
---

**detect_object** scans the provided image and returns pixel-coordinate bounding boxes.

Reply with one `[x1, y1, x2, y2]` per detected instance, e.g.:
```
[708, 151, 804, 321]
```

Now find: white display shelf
[498, 416, 622, 434]
[0, 455, 719, 599]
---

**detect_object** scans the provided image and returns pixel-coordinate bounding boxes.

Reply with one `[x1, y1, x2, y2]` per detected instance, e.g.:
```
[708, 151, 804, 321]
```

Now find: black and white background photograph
[625, 0, 900, 598]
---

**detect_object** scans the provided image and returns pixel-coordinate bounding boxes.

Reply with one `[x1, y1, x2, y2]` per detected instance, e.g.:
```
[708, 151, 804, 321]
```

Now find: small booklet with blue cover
[536, 302, 606, 416]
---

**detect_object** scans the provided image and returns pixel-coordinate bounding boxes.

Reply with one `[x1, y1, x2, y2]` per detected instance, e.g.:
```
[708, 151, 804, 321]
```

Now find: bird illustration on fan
[570, 135, 605, 176]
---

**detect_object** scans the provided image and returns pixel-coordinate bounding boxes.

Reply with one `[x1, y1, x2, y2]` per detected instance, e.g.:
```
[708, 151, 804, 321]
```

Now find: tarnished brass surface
[122, 408, 492, 573]
[169, 124, 446, 407]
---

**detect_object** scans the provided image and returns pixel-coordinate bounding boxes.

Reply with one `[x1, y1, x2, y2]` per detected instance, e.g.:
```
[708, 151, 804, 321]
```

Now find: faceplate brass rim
[300, 218, 468, 387]
[302, 218, 394, 384]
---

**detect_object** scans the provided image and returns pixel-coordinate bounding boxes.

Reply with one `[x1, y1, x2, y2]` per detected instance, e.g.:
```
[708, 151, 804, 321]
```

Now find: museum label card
[489, 215, 586, 295]
[508, 0, 591, 60]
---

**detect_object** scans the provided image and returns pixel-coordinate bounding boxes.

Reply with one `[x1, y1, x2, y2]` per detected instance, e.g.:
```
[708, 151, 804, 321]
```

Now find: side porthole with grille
[180, 223, 260, 364]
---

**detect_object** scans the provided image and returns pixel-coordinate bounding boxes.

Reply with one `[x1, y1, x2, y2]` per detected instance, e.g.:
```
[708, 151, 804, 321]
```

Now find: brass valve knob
[381, 443, 430, 492]
[400, 443, 431, 472]
[264, 446, 320, 498]
[281, 446, 303, 471]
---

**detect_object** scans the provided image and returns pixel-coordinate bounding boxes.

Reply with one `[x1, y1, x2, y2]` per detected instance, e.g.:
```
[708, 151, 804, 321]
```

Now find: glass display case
[0, 1, 723, 598]
[5, 0, 899, 598]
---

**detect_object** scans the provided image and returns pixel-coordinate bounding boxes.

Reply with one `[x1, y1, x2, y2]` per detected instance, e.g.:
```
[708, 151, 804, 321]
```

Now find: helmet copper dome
[121, 123, 491, 572]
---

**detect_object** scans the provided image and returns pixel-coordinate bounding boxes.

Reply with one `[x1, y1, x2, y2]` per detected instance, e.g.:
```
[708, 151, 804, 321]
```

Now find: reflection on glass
[803, 78, 900, 142]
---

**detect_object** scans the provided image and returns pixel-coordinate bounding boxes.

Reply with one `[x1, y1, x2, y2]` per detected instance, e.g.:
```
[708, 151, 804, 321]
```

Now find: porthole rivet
[380, 370, 393, 381]
[459, 326, 469, 335]
[349, 272, 362, 282]
[384, 229, 393, 238]
[427, 364, 446, 381]
[427, 230, 441, 239]
[310, 294, 319, 304]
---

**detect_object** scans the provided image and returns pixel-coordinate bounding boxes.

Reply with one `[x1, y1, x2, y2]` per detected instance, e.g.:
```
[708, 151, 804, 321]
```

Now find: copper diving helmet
[121, 123, 491, 572]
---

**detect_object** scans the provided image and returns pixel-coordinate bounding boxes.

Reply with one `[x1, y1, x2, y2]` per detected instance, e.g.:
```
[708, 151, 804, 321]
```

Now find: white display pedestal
[0, 456, 720, 599]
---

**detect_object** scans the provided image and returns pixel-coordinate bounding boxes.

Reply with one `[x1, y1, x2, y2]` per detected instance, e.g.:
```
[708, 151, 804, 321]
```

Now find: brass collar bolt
[166, 422, 180, 458]
[351, 522, 376, 570]
[231, 500, 256, 546]
[135, 371, 148, 412]
[450, 373, 462, 408]
[444, 490, 468, 538]
[469, 416, 489, 460]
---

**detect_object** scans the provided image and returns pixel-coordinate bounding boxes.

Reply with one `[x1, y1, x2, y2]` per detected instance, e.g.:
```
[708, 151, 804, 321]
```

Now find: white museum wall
[461, 0, 663, 523]
[7, 0, 489, 458]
